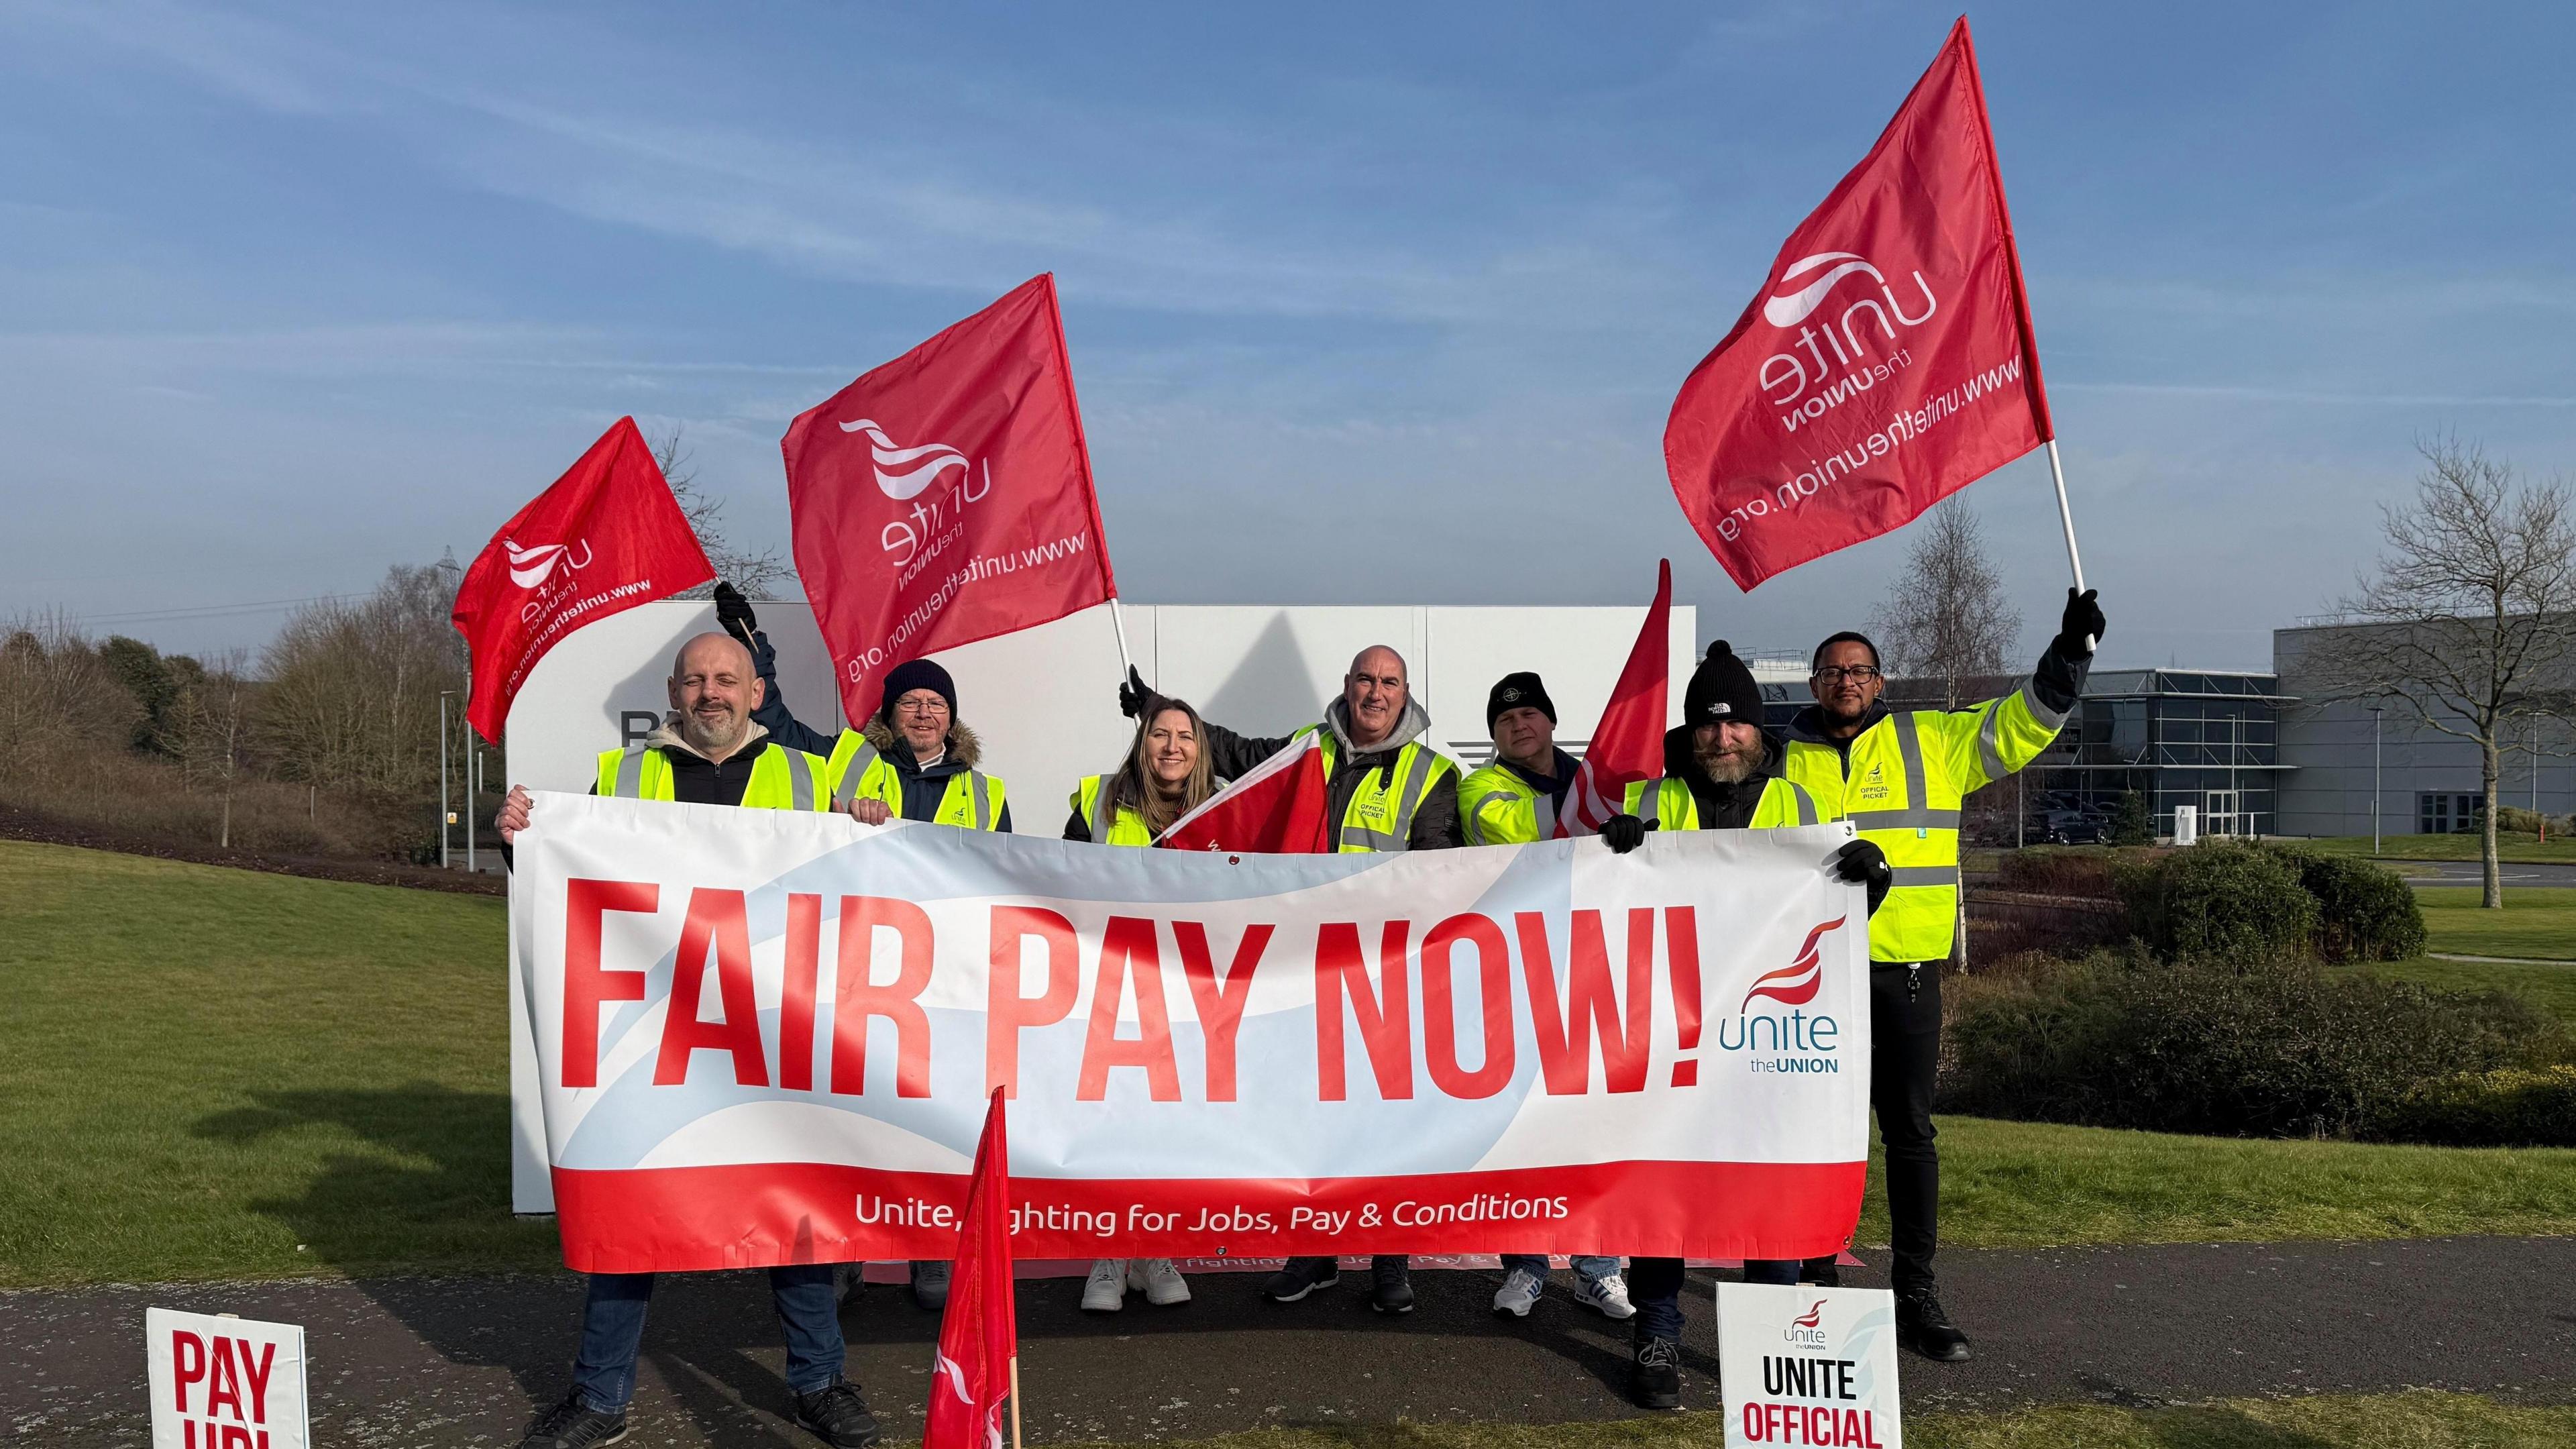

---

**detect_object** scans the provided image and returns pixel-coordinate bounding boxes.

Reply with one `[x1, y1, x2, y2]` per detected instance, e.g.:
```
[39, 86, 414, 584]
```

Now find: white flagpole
[2042, 439, 2095, 649]
[1109, 598, 1138, 685]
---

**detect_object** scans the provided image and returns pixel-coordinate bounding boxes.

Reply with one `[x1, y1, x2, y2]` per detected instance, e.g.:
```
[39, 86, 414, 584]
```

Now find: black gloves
[1833, 838, 1893, 915]
[1599, 814, 1650, 854]
[1118, 665, 1152, 719]
[714, 581, 759, 647]
[2056, 587, 2104, 656]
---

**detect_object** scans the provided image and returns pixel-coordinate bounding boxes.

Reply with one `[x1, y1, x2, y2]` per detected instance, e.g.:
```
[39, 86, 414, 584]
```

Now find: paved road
[11, 1238, 2576, 1446]
[2398, 859, 2576, 890]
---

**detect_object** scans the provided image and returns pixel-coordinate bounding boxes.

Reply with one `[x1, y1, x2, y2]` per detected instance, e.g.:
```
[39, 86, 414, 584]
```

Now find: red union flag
[923, 1091, 1016, 1449]
[1156, 736, 1332, 853]
[786, 274, 1117, 722]
[1665, 16, 2053, 590]
[1558, 559, 1672, 837]
[450, 416, 713, 742]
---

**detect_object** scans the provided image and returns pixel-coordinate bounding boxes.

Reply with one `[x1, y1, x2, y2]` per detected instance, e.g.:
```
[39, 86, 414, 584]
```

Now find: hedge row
[1944, 949, 2574, 1146]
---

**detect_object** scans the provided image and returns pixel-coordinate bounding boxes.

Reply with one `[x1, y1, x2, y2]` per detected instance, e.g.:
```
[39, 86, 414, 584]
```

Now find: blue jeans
[1499, 1253, 1621, 1282]
[1628, 1257, 1800, 1342]
[572, 1266, 844, 1413]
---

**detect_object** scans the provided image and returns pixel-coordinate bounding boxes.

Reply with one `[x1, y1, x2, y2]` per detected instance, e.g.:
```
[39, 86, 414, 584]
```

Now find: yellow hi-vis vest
[1783, 684, 2068, 963]
[1071, 775, 1156, 847]
[823, 730, 1006, 830]
[1460, 761, 1565, 845]
[1309, 728, 1456, 854]
[592, 742, 825, 810]
[1620, 775, 1819, 831]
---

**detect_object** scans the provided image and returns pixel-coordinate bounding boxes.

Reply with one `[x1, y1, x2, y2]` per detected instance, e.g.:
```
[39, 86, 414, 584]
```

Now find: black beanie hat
[879, 657, 959, 722]
[1683, 641, 1766, 728]
[1486, 671, 1556, 733]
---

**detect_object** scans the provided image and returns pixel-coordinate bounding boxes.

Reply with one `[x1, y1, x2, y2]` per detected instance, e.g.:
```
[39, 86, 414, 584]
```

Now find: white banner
[510, 794, 1868, 1272]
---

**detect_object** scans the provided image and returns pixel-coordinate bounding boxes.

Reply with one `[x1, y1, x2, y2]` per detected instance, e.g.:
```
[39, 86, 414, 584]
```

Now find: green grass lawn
[2348, 955, 2576, 1024]
[2416, 887, 2576, 960]
[2303, 833, 2576, 865]
[0, 839, 558, 1288]
[1097, 1394, 2576, 1449]
[8, 839, 2576, 1289]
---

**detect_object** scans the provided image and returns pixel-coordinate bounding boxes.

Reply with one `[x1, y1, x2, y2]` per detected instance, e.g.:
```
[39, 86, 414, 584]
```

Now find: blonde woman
[1063, 698, 1220, 1310]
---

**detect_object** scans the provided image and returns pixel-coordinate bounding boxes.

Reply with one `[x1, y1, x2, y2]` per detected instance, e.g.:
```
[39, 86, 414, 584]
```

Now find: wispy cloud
[2057, 382, 2576, 408]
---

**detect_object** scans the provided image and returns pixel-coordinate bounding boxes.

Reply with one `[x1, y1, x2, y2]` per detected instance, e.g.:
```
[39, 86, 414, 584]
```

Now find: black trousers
[1860, 960, 1943, 1298]
[1629, 960, 1945, 1330]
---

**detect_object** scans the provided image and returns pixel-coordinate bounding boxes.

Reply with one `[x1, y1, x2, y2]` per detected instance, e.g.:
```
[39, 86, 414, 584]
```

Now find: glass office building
[2024, 669, 2289, 838]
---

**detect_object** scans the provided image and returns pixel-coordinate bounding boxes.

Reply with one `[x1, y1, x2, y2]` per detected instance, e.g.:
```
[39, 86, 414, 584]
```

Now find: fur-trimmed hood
[861, 716, 985, 773]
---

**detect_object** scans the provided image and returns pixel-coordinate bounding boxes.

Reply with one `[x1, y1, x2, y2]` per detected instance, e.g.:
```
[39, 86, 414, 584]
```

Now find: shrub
[2135, 841, 2316, 961]
[2108, 791, 2153, 846]
[2375, 1065, 2576, 1147]
[1945, 950, 2559, 1139]
[2267, 847, 2427, 962]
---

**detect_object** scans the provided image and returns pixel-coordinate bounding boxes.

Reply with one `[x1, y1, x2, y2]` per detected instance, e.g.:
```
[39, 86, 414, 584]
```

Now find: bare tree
[170, 649, 252, 847]
[258, 566, 457, 800]
[651, 424, 793, 598]
[1868, 500, 2024, 710]
[2301, 439, 2576, 907]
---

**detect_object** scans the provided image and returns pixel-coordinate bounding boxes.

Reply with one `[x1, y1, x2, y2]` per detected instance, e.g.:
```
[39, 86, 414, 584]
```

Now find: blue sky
[5, 0, 2571, 669]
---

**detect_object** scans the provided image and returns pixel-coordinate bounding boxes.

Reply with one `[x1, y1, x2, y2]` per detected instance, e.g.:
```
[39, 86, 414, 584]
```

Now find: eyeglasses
[892, 694, 951, 717]
[1811, 665, 1883, 684]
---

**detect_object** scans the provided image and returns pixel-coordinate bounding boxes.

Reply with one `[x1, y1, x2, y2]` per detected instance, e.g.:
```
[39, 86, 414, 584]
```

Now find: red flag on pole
[1558, 560, 1673, 837]
[449, 416, 713, 743]
[1664, 16, 2052, 591]
[924, 1091, 1017, 1449]
[1156, 737, 1333, 854]
[785, 274, 1118, 724]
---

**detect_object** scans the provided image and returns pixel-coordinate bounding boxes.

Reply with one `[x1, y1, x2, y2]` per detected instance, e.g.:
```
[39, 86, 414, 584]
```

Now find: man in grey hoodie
[1118, 644, 1462, 1313]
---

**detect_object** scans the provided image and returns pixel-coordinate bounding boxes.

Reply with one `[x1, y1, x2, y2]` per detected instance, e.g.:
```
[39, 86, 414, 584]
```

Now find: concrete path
[10, 1238, 2576, 1446]
[2400, 860, 2576, 890]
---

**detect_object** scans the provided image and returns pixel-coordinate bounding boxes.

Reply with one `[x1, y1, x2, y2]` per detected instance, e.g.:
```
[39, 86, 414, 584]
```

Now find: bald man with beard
[493, 633, 875, 1449]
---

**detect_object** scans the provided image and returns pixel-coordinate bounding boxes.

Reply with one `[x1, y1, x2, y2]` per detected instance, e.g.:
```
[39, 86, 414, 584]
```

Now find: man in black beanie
[1600, 641, 1890, 1411]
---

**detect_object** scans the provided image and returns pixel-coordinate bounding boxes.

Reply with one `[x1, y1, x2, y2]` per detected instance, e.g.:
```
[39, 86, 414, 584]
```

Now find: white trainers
[1128, 1258, 1191, 1306]
[1576, 1270, 1636, 1320]
[1493, 1265, 1546, 1318]
[1081, 1258, 1128, 1313]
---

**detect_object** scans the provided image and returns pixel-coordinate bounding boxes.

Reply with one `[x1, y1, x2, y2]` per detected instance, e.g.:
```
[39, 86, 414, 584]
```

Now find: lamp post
[2367, 705, 2383, 857]
[439, 691, 454, 869]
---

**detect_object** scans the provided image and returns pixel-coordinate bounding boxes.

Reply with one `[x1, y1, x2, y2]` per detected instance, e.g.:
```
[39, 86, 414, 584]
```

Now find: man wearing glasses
[722, 586, 1011, 1313]
[1780, 588, 2105, 1365]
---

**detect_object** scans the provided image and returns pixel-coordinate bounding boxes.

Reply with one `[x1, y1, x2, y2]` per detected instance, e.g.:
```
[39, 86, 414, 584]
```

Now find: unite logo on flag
[1664, 15, 2054, 592]
[504, 538, 592, 589]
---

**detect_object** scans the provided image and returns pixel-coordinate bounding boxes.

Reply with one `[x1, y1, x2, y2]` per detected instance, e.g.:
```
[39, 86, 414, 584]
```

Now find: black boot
[1368, 1255, 1415, 1314]
[792, 1379, 882, 1448]
[1897, 1290, 1972, 1362]
[1629, 1336, 1682, 1410]
[1261, 1255, 1340, 1303]
[1799, 1254, 1841, 1288]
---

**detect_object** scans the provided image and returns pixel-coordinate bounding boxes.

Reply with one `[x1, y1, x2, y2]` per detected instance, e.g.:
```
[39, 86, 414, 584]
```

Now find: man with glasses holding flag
[1778, 587, 2104, 1365]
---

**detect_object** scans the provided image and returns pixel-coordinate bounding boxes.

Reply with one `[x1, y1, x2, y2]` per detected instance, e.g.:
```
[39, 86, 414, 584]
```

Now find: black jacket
[1199, 696, 1463, 850]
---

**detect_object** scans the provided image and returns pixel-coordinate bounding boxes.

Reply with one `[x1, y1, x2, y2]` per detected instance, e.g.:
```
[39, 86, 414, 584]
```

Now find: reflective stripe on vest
[1461, 770, 1556, 846]
[1628, 775, 1813, 830]
[827, 731, 1004, 829]
[595, 743, 819, 810]
[1074, 775, 1155, 847]
[1316, 732, 1452, 854]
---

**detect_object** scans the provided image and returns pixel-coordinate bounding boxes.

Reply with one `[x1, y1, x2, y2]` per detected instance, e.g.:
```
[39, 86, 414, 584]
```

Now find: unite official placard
[1717, 1283, 1901, 1448]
